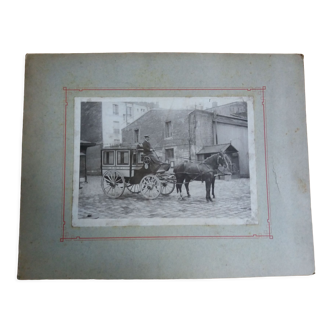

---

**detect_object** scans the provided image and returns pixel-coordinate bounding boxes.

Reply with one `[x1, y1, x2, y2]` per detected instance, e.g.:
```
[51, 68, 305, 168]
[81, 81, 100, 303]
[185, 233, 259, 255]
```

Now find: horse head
[217, 152, 232, 172]
[217, 152, 226, 167]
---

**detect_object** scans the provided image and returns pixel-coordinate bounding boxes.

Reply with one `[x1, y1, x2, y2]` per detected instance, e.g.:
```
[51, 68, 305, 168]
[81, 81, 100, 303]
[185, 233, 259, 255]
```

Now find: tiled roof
[197, 143, 238, 154]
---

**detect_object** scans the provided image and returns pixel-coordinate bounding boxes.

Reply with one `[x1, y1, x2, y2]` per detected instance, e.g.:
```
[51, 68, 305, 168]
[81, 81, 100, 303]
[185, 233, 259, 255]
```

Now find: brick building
[80, 102, 103, 176]
[122, 104, 249, 177]
[122, 108, 193, 167]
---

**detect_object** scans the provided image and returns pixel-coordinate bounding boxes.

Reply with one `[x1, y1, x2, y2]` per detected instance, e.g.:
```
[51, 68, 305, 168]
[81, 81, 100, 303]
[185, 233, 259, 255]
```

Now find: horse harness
[176, 162, 216, 183]
[175, 153, 225, 184]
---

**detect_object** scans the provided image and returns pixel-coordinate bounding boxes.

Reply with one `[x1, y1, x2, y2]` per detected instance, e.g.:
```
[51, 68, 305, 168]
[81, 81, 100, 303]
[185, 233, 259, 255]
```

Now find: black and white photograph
[18, 52, 315, 279]
[72, 96, 257, 226]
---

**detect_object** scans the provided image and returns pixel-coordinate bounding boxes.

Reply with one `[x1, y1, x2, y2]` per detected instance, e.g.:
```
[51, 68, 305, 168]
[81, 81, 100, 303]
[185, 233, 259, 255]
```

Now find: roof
[197, 143, 238, 155]
[80, 140, 96, 147]
[122, 108, 195, 129]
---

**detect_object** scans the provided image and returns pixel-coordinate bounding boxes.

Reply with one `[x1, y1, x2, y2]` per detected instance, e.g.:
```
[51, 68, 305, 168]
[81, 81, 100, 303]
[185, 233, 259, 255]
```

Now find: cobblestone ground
[78, 176, 251, 220]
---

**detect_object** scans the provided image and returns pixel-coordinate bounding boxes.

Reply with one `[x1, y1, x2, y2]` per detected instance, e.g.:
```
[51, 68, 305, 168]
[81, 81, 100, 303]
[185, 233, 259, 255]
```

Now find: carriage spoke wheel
[160, 175, 176, 195]
[101, 170, 125, 198]
[126, 183, 141, 194]
[140, 175, 161, 200]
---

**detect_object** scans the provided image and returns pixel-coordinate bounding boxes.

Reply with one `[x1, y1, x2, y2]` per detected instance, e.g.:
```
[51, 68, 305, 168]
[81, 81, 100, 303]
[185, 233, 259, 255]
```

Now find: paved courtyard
[78, 176, 251, 222]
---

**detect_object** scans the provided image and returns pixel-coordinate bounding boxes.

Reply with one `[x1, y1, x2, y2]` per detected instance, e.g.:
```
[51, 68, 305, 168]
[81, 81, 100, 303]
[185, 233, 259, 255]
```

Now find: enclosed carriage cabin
[101, 145, 175, 199]
[101, 147, 163, 184]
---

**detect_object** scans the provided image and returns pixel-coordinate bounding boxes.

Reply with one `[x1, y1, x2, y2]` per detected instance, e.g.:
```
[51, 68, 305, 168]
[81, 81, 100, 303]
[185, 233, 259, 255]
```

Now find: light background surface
[20, 53, 310, 278]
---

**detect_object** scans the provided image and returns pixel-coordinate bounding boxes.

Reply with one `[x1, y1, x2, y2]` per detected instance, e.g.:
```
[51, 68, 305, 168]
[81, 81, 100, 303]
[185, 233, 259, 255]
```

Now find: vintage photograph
[72, 97, 257, 226]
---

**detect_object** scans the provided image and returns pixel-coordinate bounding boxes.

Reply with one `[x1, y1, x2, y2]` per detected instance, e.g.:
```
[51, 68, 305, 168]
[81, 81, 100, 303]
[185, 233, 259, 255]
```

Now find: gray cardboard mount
[18, 53, 314, 279]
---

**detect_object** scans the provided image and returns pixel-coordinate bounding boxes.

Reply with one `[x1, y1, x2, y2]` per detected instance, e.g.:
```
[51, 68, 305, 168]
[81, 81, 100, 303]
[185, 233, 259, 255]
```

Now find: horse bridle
[217, 153, 224, 167]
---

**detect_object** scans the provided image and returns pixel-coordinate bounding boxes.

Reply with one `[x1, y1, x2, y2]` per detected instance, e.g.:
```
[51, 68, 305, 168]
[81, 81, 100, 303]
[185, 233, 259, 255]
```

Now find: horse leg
[212, 176, 215, 199]
[184, 178, 190, 197]
[176, 178, 184, 200]
[206, 179, 213, 202]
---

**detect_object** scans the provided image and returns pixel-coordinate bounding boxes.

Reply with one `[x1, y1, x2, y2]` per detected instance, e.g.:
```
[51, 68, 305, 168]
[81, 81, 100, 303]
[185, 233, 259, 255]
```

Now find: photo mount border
[60, 87, 271, 242]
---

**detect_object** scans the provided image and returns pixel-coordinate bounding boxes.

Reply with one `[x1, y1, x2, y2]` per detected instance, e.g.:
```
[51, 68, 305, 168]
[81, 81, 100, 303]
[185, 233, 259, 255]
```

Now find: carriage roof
[102, 144, 141, 152]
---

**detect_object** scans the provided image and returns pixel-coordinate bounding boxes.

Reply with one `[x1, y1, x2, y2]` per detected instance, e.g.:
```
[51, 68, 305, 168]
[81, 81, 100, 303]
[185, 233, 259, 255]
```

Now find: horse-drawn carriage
[101, 145, 176, 200]
[101, 142, 232, 202]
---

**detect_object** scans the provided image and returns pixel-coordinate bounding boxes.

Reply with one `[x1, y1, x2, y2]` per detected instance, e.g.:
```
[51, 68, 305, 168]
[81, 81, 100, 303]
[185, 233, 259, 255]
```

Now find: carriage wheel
[101, 170, 125, 198]
[160, 175, 176, 195]
[126, 183, 141, 194]
[140, 175, 161, 200]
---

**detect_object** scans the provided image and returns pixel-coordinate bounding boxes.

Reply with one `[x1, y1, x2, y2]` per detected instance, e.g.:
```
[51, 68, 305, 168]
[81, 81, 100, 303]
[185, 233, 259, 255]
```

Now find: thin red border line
[61, 87, 271, 241]
[61, 87, 68, 241]
[66, 87, 264, 91]
[262, 87, 272, 239]
[62, 235, 271, 241]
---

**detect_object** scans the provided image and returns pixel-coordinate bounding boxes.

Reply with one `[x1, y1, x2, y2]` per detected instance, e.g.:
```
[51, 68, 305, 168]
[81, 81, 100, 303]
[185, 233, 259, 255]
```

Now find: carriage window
[103, 151, 115, 165]
[117, 151, 129, 165]
[132, 152, 143, 164]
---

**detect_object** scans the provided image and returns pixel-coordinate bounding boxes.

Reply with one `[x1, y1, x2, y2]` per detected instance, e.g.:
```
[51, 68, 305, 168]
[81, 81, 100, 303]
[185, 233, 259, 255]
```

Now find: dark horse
[173, 152, 230, 203]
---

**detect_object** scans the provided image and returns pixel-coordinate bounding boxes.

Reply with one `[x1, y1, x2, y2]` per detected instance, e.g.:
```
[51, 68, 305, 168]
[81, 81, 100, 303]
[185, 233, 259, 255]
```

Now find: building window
[113, 121, 120, 134]
[114, 139, 120, 145]
[165, 121, 172, 138]
[117, 151, 129, 165]
[165, 148, 174, 161]
[103, 151, 115, 165]
[134, 129, 139, 143]
[123, 114, 126, 122]
[113, 104, 119, 115]
[127, 106, 132, 117]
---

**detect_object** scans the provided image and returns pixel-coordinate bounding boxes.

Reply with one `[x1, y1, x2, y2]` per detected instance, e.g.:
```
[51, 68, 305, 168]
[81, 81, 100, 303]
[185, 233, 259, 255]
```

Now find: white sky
[80, 97, 251, 110]
[152, 97, 250, 110]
